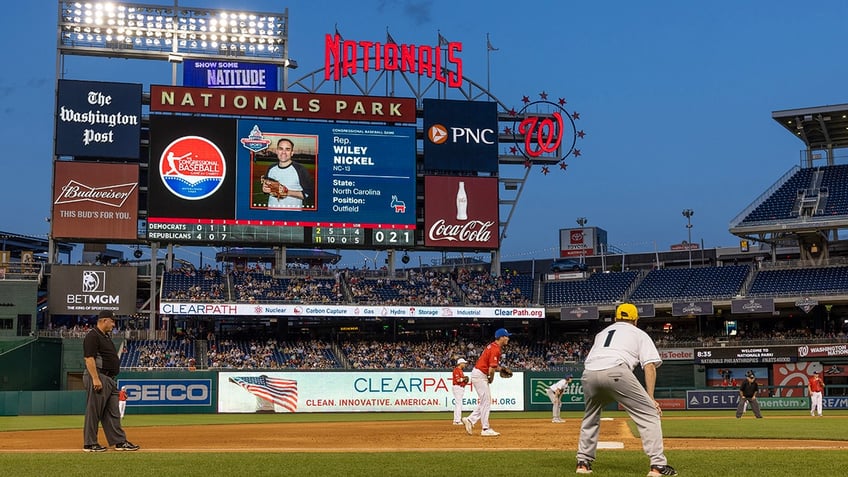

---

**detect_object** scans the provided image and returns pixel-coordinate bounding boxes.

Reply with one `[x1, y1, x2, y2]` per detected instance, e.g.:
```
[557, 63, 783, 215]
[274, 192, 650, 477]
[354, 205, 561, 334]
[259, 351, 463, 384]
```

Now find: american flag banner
[230, 375, 298, 412]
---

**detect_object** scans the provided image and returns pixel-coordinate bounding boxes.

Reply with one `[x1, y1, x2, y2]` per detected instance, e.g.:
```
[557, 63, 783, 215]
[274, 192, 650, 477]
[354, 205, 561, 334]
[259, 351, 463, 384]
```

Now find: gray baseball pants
[577, 363, 668, 466]
[83, 372, 127, 447]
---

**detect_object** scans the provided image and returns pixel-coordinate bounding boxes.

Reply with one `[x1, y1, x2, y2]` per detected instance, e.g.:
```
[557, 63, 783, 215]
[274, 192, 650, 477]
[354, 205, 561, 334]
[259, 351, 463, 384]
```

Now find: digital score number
[312, 227, 363, 245]
[147, 222, 305, 244]
[371, 229, 414, 247]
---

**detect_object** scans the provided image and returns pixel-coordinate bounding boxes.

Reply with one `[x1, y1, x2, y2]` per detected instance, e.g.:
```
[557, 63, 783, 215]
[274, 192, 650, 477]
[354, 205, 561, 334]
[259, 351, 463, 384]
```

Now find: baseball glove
[461, 376, 470, 384]
[262, 177, 289, 199]
[499, 368, 514, 379]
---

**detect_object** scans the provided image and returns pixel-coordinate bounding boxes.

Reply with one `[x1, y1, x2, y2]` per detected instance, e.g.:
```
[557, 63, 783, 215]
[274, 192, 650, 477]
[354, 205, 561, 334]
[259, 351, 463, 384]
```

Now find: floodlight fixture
[58, 1, 291, 64]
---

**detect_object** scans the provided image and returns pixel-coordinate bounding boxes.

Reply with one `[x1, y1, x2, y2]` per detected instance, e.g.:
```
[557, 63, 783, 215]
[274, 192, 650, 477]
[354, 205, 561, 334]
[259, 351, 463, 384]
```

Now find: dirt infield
[2, 418, 847, 452]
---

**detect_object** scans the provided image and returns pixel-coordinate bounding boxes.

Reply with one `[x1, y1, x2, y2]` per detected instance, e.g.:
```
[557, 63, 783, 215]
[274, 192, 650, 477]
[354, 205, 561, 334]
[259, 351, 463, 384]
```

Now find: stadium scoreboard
[146, 221, 415, 248]
[145, 116, 417, 249]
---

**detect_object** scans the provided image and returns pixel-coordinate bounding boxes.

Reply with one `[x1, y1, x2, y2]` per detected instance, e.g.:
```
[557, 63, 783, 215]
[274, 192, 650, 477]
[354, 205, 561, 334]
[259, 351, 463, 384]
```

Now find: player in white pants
[576, 303, 677, 476]
[809, 371, 824, 416]
[462, 328, 511, 437]
[546, 376, 572, 422]
[451, 358, 469, 424]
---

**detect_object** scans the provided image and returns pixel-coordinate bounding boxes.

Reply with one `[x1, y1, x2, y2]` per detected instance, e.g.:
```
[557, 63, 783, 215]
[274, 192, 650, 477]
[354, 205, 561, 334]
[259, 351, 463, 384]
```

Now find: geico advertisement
[118, 379, 212, 406]
[218, 371, 524, 413]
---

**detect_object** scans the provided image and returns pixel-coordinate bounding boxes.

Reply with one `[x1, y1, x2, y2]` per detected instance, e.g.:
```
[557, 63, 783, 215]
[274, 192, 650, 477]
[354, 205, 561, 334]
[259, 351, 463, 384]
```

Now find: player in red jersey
[461, 328, 511, 437]
[809, 370, 825, 416]
[451, 358, 470, 424]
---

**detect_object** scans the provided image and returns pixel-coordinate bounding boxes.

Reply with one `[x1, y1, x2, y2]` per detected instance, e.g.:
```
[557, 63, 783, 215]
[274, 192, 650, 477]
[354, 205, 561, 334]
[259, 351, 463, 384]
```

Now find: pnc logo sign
[428, 124, 449, 144]
[427, 124, 495, 145]
[422, 99, 498, 173]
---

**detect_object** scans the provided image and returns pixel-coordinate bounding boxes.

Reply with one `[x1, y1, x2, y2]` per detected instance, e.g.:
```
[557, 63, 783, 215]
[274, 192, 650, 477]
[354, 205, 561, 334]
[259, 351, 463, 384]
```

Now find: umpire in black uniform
[735, 370, 764, 419]
[82, 310, 140, 452]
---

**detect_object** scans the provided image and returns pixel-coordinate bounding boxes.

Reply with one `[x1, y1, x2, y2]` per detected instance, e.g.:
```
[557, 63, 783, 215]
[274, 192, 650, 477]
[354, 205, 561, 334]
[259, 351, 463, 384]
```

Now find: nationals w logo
[508, 95, 584, 168]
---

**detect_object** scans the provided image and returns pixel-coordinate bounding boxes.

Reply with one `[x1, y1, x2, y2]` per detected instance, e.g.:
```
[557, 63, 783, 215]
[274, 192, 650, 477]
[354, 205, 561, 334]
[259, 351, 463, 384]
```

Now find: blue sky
[2, 0, 847, 268]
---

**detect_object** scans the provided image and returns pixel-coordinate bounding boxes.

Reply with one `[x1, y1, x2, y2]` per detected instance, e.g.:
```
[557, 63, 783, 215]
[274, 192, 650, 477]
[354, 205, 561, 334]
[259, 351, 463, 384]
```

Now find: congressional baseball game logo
[159, 135, 226, 200]
[795, 297, 818, 314]
[240, 125, 272, 153]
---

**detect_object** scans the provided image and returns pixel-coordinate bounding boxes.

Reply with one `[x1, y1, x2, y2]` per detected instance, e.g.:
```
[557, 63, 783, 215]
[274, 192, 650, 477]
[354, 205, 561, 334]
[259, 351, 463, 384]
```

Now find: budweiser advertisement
[424, 176, 498, 249]
[52, 162, 139, 240]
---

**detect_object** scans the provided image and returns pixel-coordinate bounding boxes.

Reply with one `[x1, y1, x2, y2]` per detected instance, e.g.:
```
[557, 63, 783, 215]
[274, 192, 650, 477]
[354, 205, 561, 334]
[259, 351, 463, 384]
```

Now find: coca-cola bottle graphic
[456, 181, 468, 220]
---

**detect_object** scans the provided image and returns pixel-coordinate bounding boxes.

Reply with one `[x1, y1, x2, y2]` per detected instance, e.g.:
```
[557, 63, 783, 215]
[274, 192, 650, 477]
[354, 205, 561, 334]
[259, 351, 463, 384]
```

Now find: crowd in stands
[346, 269, 461, 305]
[112, 327, 848, 370]
[163, 267, 225, 302]
[208, 339, 277, 368]
[455, 269, 531, 306]
[126, 341, 195, 368]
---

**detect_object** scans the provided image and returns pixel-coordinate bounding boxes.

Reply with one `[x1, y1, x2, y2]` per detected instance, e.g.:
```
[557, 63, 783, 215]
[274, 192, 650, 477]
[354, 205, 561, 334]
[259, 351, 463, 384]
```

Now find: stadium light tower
[682, 209, 694, 268]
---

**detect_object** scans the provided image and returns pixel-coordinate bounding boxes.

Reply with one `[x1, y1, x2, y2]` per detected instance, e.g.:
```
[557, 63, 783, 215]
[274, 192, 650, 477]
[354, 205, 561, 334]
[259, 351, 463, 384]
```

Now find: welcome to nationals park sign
[159, 302, 544, 319]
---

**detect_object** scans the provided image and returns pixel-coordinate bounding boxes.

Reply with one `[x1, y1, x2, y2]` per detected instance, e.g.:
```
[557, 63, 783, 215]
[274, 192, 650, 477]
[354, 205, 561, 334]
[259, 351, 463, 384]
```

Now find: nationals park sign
[150, 85, 416, 123]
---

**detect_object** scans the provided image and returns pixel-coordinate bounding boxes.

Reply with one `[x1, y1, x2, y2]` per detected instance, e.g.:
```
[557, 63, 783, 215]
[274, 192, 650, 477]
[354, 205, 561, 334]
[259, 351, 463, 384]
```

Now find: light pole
[576, 218, 587, 264]
[682, 209, 694, 268]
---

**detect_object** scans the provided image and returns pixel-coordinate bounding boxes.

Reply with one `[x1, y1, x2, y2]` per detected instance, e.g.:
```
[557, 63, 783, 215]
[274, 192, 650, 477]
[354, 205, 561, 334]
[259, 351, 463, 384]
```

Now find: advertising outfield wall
[3, 369, 848, 415]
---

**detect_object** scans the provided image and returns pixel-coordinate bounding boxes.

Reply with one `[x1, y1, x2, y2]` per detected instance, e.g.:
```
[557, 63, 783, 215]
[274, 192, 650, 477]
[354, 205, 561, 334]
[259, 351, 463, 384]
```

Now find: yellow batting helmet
[615, 303, 639, 321]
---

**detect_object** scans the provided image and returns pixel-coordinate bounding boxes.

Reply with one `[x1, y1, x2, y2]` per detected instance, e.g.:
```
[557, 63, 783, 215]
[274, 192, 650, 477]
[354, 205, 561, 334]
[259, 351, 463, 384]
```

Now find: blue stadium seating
[544, 270, 639, 305]
[738, 164, 848, 224]
[748, 266, 848, 296]
[629, 265, 750, 301]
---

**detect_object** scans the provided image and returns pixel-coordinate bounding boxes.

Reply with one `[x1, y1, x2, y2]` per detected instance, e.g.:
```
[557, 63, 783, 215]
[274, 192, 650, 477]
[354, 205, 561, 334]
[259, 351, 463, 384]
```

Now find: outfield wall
[2, 370, 845, 416]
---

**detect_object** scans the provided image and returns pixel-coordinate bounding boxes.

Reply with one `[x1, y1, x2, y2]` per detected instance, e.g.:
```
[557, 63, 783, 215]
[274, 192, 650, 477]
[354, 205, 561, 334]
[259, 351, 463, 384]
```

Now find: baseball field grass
[2, 410, 847, 477]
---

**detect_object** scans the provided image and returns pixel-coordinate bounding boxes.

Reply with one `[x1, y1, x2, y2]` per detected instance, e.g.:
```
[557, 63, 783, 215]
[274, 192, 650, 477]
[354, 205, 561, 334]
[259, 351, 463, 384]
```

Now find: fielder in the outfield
[576, 303, 677, 476]
[118, 386, 128, 419]
[451, 358, 470, 424]
[546, 375, 572, 423]
[809, 370, 825, 416]
[461, 328, 511, 437]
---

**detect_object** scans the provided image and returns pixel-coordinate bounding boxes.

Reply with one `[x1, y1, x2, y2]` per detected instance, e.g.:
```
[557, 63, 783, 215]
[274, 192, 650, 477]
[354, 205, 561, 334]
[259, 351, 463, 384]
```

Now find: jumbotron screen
[146, 116, 416, 248]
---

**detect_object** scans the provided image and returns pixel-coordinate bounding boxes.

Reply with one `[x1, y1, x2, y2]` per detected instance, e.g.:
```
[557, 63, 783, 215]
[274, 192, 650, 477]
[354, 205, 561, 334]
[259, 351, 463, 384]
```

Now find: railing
[38, 329, 171, 340]
[729, 164, 800, 228]
[0, 262, 43, 280]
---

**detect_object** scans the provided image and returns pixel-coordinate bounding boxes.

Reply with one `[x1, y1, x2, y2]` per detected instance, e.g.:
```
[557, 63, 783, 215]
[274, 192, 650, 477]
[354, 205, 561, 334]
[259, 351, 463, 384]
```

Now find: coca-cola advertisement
[424, 176, 499, 249]
[52, 162, 139, 240]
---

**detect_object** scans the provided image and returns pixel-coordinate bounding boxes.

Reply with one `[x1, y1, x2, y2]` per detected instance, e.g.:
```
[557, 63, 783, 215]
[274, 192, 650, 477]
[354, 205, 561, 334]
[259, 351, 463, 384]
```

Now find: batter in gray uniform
[575, 303, 677, 476]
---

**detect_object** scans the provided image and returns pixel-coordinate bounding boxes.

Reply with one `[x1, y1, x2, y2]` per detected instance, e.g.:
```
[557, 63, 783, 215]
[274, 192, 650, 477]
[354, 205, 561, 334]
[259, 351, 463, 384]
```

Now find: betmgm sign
[48, 265, 137, 315]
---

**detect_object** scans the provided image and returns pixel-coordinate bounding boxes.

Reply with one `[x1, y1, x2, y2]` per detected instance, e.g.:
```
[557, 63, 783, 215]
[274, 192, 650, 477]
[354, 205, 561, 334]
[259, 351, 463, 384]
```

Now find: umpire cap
[615, 303, 639, 321]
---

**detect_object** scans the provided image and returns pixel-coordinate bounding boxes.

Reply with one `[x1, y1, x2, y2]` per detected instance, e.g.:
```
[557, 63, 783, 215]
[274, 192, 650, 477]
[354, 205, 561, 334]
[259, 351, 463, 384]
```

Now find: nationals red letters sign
[52, 162, 139, 240]
[424, 176, 498, 249]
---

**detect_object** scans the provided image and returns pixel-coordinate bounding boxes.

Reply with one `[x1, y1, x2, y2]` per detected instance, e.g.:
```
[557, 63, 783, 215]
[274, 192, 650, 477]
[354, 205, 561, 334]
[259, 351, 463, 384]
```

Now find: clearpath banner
[160, 302, 545, 319]
[218, 371, 524, 413]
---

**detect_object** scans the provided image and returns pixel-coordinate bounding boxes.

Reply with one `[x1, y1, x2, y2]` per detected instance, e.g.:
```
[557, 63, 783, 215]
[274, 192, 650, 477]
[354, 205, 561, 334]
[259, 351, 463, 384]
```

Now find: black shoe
[576, 460, 593, 474]
[114, 441, 140, 451]
[83, 444, 107, 452]
[648, 465, 678, 476]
